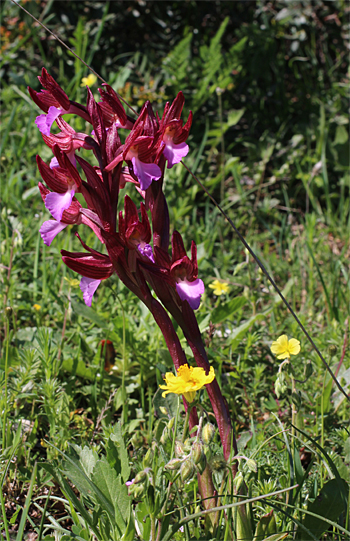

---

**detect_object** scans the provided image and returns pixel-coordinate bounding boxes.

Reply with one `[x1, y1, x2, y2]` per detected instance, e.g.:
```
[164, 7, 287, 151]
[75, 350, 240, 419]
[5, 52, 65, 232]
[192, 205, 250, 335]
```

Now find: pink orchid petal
[137, 243, 155, 263]
[35, 106, 61, 136]
[163, 141, 189, 169]
[80, 276, 101, 307]
[176, 278, 204, 310]
[45, 189, 75, 222]
[40, 220, 67, 246]
[46, 105, 61, 129]
[50, 157, 60, 169]
[35, 114, 50, 136]
[132, 157, 161, 191]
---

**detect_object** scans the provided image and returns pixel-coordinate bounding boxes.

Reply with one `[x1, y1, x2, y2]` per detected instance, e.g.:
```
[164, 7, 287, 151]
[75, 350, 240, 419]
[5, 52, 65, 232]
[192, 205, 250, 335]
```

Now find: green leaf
[109, 421, 131, 482]
[211, 296, 247, 325]
[334, 125, 348, 145]
[227, 308, 273, 351]
[296, 478, 348, 540]
[227, 108, 245, 127]
[91, 458, 131, 532]
[71, 299, 109, 329]
[253, 510, 277, 541]
[293, 446, 304, 488]
[261, 534, 289, 541]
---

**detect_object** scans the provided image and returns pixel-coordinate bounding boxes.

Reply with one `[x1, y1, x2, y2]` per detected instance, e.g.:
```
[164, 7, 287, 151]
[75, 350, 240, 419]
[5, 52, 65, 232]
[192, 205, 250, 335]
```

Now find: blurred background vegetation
[0, 1, 349, 533]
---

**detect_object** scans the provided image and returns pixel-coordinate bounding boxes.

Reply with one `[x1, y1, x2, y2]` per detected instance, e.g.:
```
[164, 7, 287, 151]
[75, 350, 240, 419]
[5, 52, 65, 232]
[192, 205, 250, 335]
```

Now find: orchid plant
[29, 68, 238, 508]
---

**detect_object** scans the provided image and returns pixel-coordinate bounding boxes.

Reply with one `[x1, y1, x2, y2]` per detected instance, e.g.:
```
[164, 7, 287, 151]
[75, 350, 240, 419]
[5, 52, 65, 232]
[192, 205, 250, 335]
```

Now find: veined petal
[40, 220, 67, 246]
[131, 157, 161, 191]
[163, 141, 189, 168]
[45, 189, 75, 221]
[176, 278, 204, 310]
[80, 276, 101, 307]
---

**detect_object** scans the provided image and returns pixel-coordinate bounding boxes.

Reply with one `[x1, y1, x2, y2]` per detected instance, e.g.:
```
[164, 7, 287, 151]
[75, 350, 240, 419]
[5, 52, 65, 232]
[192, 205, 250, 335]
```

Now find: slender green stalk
[171, 396, 180, 459]
[181, 405, 191, 444]
[2, 317, 10, 451]
[0, 483, 10, 541]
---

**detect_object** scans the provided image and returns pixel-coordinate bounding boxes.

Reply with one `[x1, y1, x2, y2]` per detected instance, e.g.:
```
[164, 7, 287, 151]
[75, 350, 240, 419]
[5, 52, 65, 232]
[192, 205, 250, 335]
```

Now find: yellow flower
[33, 304, 41, 311]
[208, 279, 230, 296]
[64, 277, 80, 288]
[160, 364, 215, 403]
[81, 73, 97, 87]
[271, 335, 300, 360]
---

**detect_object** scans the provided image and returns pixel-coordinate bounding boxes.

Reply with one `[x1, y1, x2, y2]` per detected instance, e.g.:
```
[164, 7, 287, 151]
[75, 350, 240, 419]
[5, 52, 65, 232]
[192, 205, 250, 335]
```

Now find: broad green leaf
[71, 299, 109, 329]
[109, 421, 131, 482]
[296, 478, 348, 540]
[253, 510, 277, 541]
[72, 444, 98, 477]
[92, 458, 131, 533]
[211, 296, 247, 325]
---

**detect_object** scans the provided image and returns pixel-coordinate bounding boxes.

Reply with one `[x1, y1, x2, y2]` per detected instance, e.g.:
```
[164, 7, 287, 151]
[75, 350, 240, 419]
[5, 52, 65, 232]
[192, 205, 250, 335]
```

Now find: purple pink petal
[176, 278, 204, 310]
[45, 189, 75, 222]
[40, 220, 68, 246]
[80, 276, 101, 306]
[131, 157, 161, 191]
[163, 141, 189, 169]
[35, 106, 61, 136]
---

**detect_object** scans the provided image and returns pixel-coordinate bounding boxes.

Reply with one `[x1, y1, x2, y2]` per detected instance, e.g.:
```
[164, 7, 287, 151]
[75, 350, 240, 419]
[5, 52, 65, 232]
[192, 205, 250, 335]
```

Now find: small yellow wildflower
[271, 335, 300, 360]
[208, 279, 230, 296]
[81, 73, 97, 87]
[64, 277, 80, 288]
[160, 364, 215, 403]
[33, 304, 41, 311]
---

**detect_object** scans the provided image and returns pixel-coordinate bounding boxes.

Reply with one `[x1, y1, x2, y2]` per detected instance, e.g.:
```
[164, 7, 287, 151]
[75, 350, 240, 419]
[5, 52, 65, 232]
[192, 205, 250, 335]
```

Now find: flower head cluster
[160, 364, 215, 403]
[271, 335, 301, 360]
[29, 69, 203, 310]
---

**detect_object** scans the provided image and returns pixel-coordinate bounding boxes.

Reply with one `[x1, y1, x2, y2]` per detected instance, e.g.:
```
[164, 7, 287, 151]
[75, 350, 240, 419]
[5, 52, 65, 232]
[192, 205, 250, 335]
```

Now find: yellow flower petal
[270, 335, 301, 360]
[81, 73, 97, 87]
[208, 279, 230, 296]
[159, 364, 215, 399]
[288, 338, 301, 355]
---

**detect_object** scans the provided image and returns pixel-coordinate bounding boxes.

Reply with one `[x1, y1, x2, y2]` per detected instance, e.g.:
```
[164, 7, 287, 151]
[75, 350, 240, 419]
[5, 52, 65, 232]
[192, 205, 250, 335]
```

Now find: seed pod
[4, 306, 12, 319]
[165, 458, 183, 471]
[134, 470, 148, 484]
[191, 441, 204, 465]
[246, 458, 257, 473]
[174, 440, 185, 458]
[143, 448, 153, 469]
[130, 484, 145, 498]
[183, 438, 192, 452]
[160, 427, 168, 446]
[180, 459, 195, 483]
[202, 423, 216, 444]
[167, 417, 175, 430]
[195, 451, 207, 474]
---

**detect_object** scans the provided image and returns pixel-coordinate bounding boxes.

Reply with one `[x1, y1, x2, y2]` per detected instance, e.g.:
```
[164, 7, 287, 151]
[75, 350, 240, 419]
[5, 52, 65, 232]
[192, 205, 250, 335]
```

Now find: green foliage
[0, 0, 349, 538]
